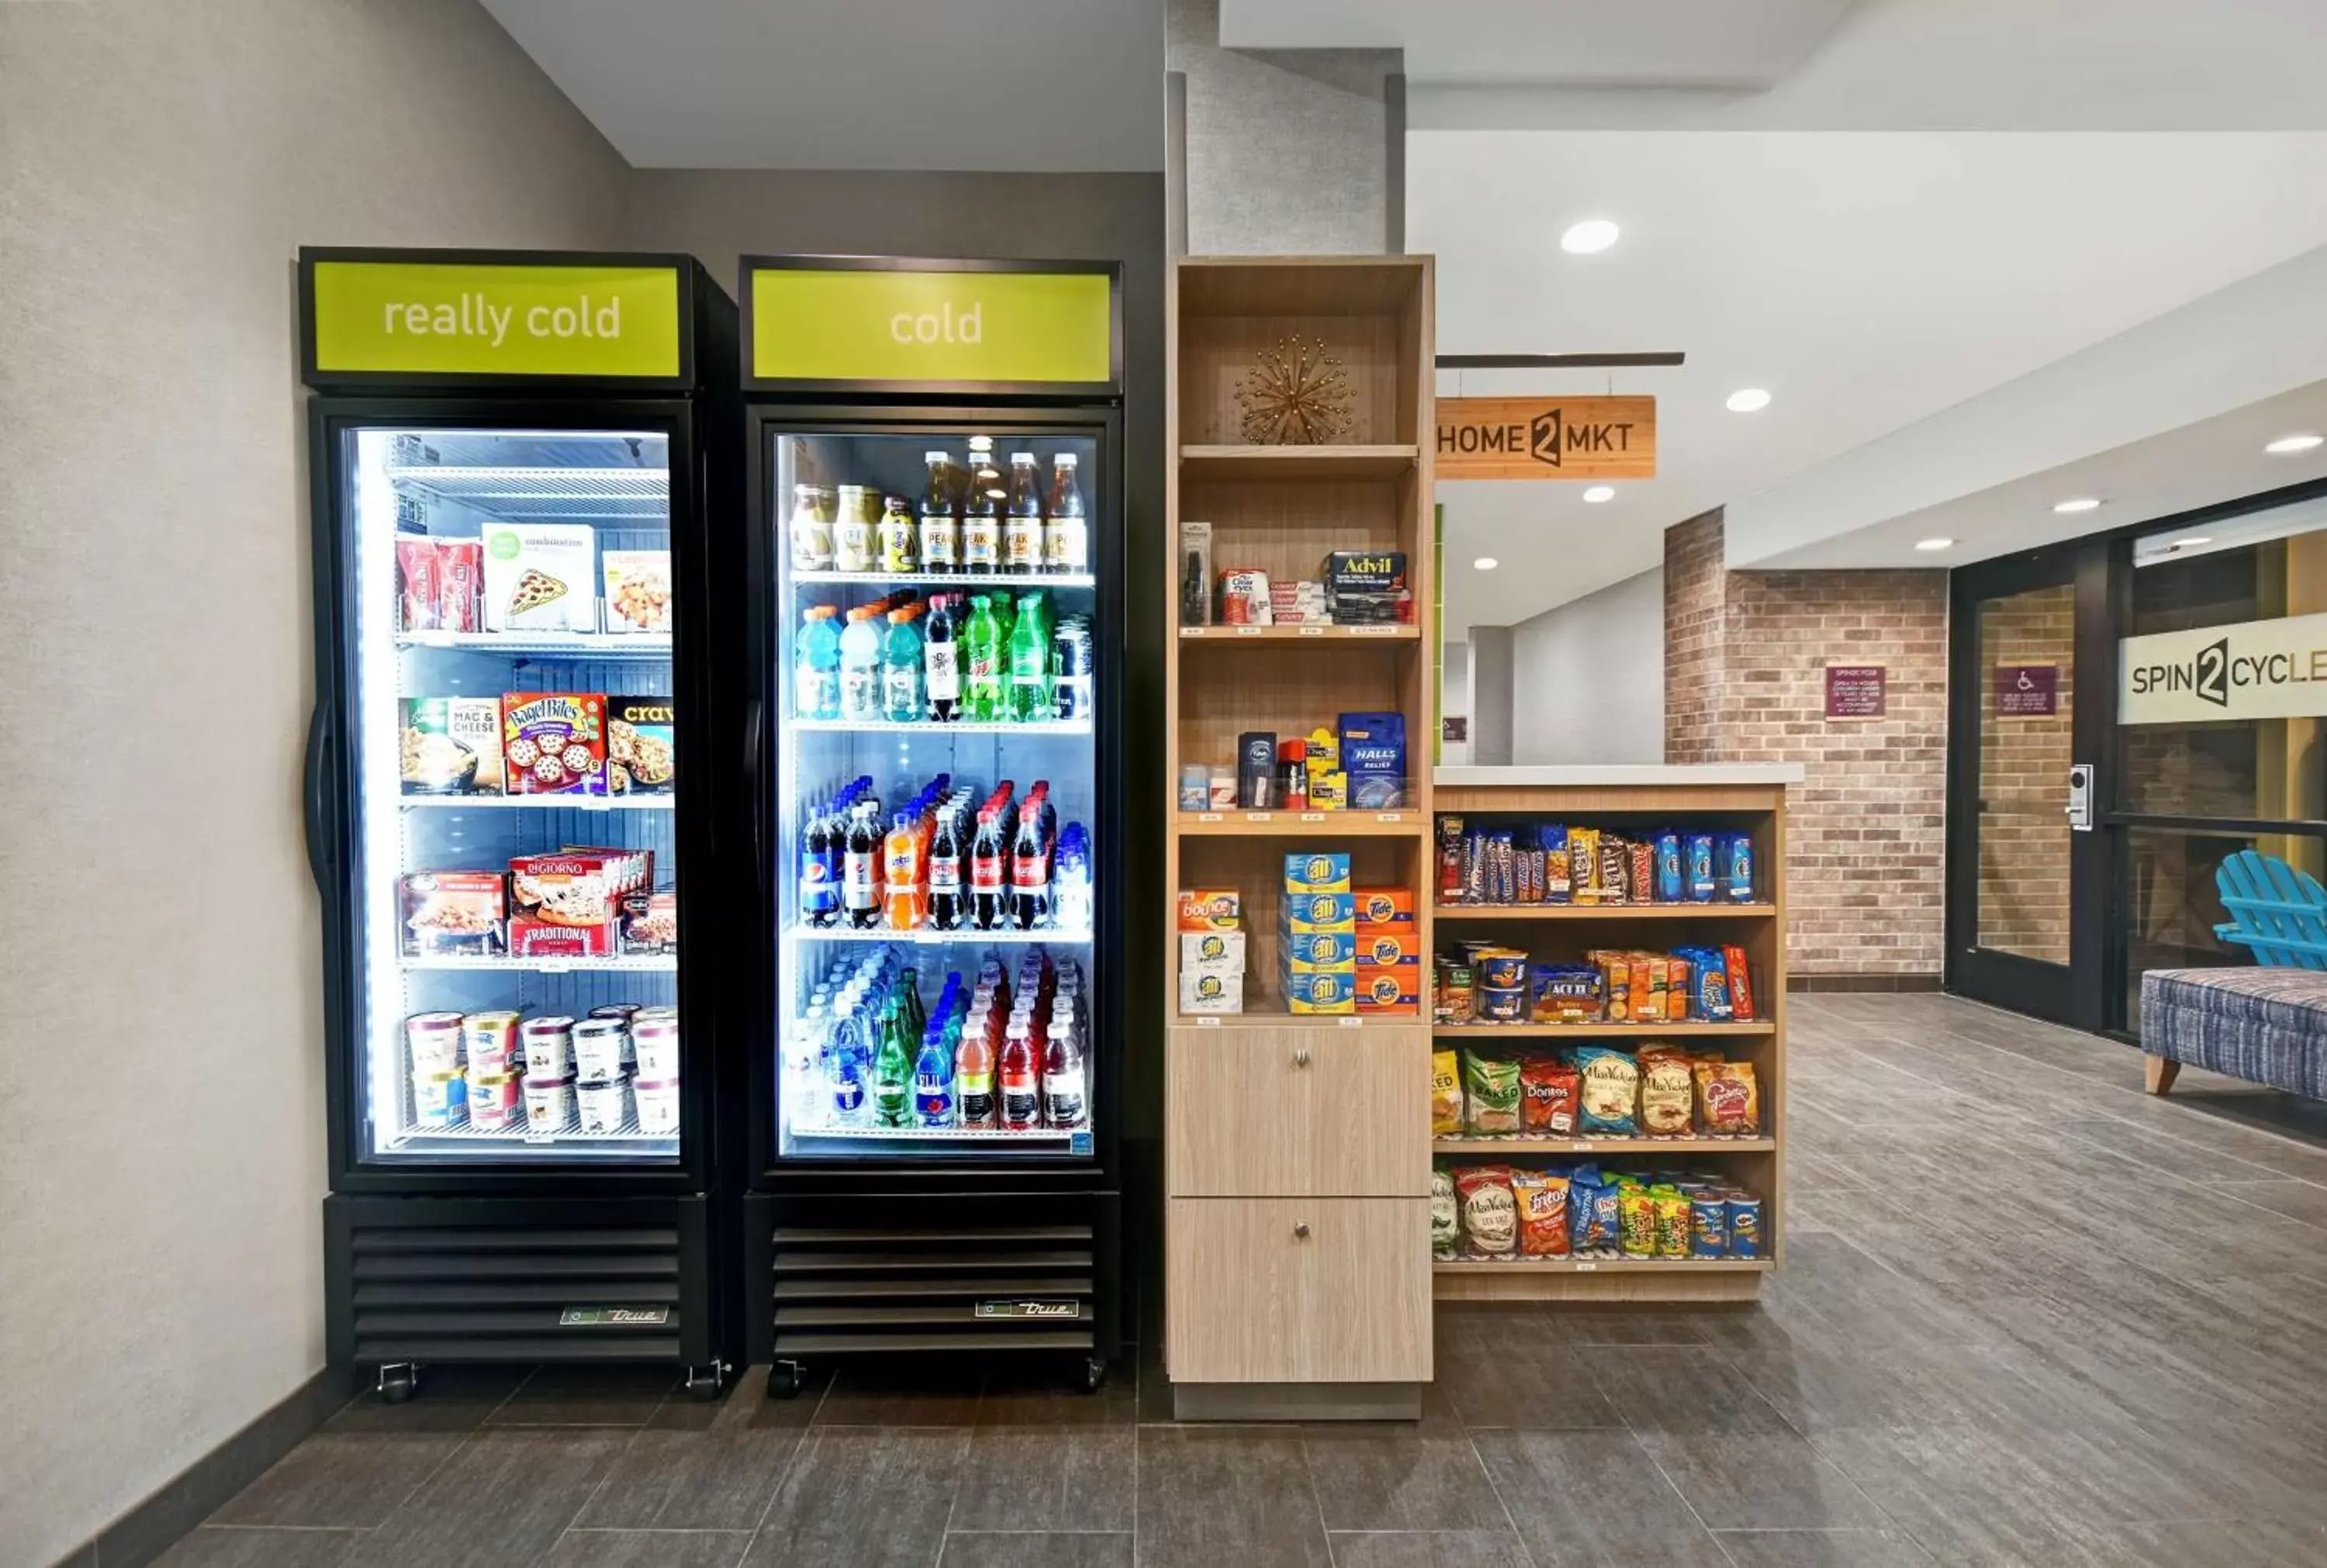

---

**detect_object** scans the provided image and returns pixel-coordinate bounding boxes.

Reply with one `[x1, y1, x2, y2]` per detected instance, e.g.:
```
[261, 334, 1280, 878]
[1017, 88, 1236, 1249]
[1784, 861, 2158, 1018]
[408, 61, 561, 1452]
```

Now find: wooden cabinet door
[1167, 1197, 1430, 1383]
[1167, 1024, 1426, 1197]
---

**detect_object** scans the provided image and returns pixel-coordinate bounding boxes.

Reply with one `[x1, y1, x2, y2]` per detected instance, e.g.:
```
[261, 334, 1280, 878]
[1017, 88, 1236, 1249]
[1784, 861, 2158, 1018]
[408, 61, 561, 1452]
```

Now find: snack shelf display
[1163, 256, 1440, 1416]
[1428, 774, 1789, 1304]
[354, 427, 683, 1165]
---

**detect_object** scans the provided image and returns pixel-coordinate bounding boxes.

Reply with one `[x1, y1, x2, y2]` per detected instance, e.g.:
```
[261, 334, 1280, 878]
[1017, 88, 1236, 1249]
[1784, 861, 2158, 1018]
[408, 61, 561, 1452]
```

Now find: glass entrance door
[1946, 544, 2112, 1029]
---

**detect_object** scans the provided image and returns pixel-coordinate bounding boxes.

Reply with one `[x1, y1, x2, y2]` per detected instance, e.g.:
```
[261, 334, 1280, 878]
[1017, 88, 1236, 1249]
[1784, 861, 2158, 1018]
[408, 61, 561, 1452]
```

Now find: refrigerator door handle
[303, 701, 335, 893]
[745, 696, 767, 897]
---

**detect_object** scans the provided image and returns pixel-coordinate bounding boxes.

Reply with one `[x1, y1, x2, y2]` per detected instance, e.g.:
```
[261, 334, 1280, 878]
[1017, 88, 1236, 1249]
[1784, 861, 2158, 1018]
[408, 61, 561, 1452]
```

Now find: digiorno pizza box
[482, 523, 596, 633]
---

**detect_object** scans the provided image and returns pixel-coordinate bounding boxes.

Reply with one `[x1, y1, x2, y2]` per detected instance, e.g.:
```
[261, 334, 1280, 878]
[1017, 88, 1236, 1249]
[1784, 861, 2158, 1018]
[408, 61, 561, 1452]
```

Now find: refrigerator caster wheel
[1081, 1356, 1107, 1394]
[683, 1363, 723, 1402]
[376, 1363, 418, 1405]
[767, 1361, 807, 1400]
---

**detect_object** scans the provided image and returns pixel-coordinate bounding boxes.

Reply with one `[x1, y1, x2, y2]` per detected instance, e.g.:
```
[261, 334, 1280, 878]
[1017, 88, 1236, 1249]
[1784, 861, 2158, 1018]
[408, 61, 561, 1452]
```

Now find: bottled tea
[1003, 452, 1043, 574]
[962, 437, 1002, 572]
[918, 451, 959, 574]
[1044, 454, 1087, 573]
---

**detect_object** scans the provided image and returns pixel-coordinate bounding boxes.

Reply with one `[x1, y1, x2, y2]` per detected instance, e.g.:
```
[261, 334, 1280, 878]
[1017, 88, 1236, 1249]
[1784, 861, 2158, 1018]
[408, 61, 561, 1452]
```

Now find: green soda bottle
[873, 996, 913, 1127]
[1008, 590, 1053, 721]
[963, 595, 1004, 721]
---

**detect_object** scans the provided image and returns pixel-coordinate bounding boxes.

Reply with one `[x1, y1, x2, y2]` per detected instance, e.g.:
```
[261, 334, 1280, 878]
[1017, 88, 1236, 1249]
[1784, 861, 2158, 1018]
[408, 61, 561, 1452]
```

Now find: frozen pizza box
[621, 889, 678, 956]
[399, 696, 504, 795]
[502, 692, 607, 795]
[482, 522, 596, 633]
[607, 696, 676, 795]
[399, 871, 507, 957]
[601, 550, 673, 634]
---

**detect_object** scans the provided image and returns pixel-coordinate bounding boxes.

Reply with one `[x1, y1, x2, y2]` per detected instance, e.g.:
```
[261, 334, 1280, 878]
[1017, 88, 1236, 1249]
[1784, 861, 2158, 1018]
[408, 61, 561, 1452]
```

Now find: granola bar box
[502, 692, 607, 795]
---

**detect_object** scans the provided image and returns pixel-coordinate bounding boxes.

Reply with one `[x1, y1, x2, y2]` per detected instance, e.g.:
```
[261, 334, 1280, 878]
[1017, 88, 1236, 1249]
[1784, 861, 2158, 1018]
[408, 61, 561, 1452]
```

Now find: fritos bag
[1695, 1060, 1762, 1136]
[1509, 1169, 1572, 1257]
[1454, 1166, 1518, 1258]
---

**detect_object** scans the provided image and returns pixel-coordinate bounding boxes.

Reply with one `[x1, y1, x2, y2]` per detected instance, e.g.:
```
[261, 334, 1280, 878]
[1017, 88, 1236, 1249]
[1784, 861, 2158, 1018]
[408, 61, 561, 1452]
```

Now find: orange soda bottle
[884, 810, 928, 930]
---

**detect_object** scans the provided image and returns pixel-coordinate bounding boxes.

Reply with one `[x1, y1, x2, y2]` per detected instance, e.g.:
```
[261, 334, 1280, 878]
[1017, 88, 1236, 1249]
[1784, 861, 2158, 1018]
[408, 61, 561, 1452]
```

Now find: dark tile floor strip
[137, 996, 2327, 1568]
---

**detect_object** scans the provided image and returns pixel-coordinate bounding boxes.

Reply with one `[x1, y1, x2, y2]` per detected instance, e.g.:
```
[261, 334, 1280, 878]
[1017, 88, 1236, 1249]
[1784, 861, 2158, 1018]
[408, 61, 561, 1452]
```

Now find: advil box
[1354, 887, 1415, 928]
[1357, 930, 1420, 968]
[1280, 891, 1356, 931]
[1283, 851, 1351, 893]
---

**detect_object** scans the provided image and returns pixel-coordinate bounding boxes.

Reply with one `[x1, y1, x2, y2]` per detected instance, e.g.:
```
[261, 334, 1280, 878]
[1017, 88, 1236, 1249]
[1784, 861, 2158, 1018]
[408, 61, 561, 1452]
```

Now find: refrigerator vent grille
[770, 1224, 1096, 1354]
[347, 1222, 684, 1363]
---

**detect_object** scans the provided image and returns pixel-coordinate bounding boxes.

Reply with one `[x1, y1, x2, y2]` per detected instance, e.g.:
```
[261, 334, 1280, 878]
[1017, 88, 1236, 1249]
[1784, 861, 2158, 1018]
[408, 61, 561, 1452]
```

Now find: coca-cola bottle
[927, 805, 966, 931]
[970, 807, 1008, 931]
[1011, 803, 1049, 931]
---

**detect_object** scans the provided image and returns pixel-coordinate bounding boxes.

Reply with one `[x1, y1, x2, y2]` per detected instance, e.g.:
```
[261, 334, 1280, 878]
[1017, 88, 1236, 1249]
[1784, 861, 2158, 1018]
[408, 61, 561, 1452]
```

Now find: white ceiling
[1415, 130, 2327, 637]
[480, 0, 1166, 171]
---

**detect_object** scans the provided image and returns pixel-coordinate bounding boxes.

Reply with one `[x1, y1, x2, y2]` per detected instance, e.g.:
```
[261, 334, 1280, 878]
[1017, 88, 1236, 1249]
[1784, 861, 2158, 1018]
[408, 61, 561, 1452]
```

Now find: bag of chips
[1520, 1058, 1580, 1135]
[1430, 1166, 1459, 1259]
[1430, 1050, 1463, 1136]
[1617, 1185, 1658, 1258]
[1653, 1189, 1693, 1258]
[1637, 1051, 1696, 1137]
[1464, 1052, 1523, 1135]
[1575, 1046, 1641, 1135]
[1454, 1166, 1518, 1258]
[1695, 1060, 1762, 1136]
[1510, 1169, 1572, 1256]
[1568, 1168, 1620, 1253]
[1723, 944, 1755, 1022]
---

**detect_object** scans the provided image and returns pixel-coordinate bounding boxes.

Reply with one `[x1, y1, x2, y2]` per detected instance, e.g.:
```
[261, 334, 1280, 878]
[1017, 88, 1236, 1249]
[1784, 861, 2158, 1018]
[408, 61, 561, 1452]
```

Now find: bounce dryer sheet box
[1180, 929, 1247, 979]
[1176, 889, 1242, 931]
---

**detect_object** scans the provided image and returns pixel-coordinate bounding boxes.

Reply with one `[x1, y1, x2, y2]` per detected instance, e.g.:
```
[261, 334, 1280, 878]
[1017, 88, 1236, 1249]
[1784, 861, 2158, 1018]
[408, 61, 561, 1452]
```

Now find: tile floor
[153, 996, 2327, 1567]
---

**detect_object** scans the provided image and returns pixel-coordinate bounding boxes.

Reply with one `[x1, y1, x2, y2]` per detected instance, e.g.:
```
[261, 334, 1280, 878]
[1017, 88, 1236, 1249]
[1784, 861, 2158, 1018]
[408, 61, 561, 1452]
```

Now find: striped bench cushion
[2142, 967, 2327, 1099]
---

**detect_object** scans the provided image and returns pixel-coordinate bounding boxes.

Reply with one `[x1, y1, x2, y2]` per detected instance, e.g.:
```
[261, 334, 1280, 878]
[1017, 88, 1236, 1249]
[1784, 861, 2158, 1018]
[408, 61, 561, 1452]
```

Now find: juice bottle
[962, 437, 1001, 572]
[1044, 454, 1087, 573]
[881, 606, 925, 723]
[884, 810, 926, 930]
[955, 1003, 994, 1126]
[838, 605, 883, 722]
[794, 605, 842, 720]
[998, 1019, 1040, 1129]
[878, 494, 918, 573]
[918, 452, 959, 574]
[1003, 452, 1043, 574]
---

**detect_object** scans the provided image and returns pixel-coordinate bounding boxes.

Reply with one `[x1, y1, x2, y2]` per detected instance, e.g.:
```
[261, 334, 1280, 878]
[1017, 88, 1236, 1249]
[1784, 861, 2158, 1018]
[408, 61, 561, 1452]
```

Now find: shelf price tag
[1572, 1141, 1594, 1152]
[1338, 1016, 1361, 1027]
[1354, 625, 1399, 636]
[1246, 812, 1272, 823]
[1236, 626, 1264, 637]
[1179, 627, 1200, 637]
[1374, 813, 1403, 823]
[1195, 1017, 1220, 1028]
[1574, 1261, 1597, 1273]
[524, 1132, 556, 1145]
[579, 796, 611, 812]
[538, 962, 572, 976]
[1198, 812, 1222, 823]
[1301, 812, 1325, 822]
[1298, 626, 1325, 637]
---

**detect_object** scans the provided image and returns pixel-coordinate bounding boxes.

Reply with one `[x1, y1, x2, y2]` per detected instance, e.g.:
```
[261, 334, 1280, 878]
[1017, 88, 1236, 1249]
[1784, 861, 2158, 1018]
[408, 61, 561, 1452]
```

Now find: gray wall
[1509, 567, 1667, 765]
[0, 2, 626, 1560]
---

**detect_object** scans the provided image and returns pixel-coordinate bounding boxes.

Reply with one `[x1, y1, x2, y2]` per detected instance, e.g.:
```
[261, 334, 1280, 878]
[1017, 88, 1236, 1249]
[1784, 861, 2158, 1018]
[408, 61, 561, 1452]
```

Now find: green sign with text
[309, 261, 683, 378]
[749, 266, 1112, 386]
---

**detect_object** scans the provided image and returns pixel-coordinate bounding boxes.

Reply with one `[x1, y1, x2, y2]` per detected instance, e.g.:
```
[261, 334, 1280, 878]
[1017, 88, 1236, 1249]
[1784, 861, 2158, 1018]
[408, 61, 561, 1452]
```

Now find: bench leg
[2145, 1055, 2180, 1095]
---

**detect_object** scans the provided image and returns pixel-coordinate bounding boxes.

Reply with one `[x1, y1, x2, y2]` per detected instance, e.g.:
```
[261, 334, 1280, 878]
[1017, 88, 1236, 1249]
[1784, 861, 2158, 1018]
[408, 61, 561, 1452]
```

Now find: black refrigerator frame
[734, 255, 1125, 1394]
[300, 248, 742, 1395]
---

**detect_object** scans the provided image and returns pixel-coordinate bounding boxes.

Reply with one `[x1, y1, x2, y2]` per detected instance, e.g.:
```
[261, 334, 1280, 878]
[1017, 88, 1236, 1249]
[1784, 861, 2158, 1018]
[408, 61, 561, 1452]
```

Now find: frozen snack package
[607, 696, 676, 794]
[1431, 1050, 1464, 1136]
[1430, 1167, 1460, 1260]
[1454, 1166, 1519, 1259]
[395, 533, 441, 632]
[482, 521, 596, 633]
[399, 871, 506, 957]
[400, 696, 504, 795]
[1510, 1169, 1572, 1257]
[601, 549, 673, 633]
[1695, 1061, 1762, 1137]
[503, 692, 607, 796]
[1463, 1053, 1523, 1135]
[1575, 1046, 1641, 1136]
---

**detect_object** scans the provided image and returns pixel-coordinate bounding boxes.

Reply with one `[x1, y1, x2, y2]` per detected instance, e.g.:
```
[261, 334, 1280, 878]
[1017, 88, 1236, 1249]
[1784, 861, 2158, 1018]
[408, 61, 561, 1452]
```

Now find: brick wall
[1664, 512, 1949, 979]
[1972, 585, 2074, 965]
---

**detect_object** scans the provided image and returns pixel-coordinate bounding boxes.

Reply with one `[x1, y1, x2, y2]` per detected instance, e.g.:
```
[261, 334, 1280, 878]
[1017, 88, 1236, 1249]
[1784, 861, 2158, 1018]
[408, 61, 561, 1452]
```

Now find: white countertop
[1433, 764, 1805, 787]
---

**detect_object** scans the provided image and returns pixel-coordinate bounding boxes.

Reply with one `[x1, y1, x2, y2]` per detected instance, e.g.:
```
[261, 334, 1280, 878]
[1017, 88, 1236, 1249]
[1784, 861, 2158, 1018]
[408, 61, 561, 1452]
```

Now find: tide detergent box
[1336, 712, 1407, 810]
[1284, 851, 1351, 893]
[1355, 886, 1415, 929]
[1283, 969, 1357, 1013]
[1279, 928, 1358, 969]
[1280, 890, 1356, 931]
[1357, 965, 1421, 1013]
[1357, 929, 1421, 968]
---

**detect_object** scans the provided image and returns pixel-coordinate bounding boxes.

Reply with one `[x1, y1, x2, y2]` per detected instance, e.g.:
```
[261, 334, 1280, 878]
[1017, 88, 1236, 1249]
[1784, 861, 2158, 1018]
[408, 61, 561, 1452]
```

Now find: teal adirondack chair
[2213, 850, 2327, 969]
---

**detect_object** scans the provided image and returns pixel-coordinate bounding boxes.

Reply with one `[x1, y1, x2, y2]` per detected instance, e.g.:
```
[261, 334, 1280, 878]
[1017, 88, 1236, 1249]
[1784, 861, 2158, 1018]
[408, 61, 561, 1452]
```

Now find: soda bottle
[838, 606, 882, 722]
[962, 437, 1002, 572]
[1011, 802, 1050, 930]
[1042, 1007, 1085, 1128]
[881, 606, 925, 723]
[918, 452, 959, 575]
[827, 1007, 868, 1124]
[1052, 614, 1093, 721]
[883, 810, 925, 930]
[998, 1019, 1040, 1129]
[956, 1006, 995, 1127]
[873, 999, 913, 1128]
[878, 494, 918, 574]
[843, 802, 883, 929]
[928, 805, 966, 930]
[1045, 453, 1087, 574]
[1008, 591, 1053, 721]
[970, 806, 1008, 931]
[914, 1018, 956, 1127]
[963, 595, 1004, 721]
[799, 797, 839, 927]
[923, 593, 960, 724]
[795, 606, 842, 720]
[1003, 452, 1043, 574]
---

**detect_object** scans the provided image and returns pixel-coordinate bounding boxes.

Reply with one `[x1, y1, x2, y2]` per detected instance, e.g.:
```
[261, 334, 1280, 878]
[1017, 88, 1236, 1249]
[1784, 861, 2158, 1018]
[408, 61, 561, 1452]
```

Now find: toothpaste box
[1278, 928, 1357, 968]
[1176, 889, 1242, 931]
[1284, 851, 1352, 893]
[1179, 970, 1244, 1013]
[1336, 712, 1408, 810]
[1181, 929, 1246, 976]
[1356, 966, 1421, 1013]
[1357, 929, 1421, 968]
[1282, 969, 1357, 1013]
[1354, 886, 1415, 928]
[1280, 890, 1356, 931]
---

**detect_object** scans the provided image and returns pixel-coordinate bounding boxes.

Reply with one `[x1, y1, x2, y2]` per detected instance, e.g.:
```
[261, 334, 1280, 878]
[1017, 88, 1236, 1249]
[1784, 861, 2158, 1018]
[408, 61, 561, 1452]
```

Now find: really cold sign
[306, 259, 684, 378]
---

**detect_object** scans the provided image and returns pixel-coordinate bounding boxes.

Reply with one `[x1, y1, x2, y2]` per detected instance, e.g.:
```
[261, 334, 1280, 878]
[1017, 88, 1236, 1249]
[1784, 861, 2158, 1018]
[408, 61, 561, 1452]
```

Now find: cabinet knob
[1293, 1222, 1311, 1238]
[1292, 1047, 1311, 1068]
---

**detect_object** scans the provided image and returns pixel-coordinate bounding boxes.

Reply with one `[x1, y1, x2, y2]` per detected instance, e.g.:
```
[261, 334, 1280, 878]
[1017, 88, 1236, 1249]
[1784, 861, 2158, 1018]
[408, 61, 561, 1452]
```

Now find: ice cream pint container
[413, 1069, 466, 1128]
[520, 1016, 575, 1079]
[523, 1075, 575, 1134]
[572, 1019, 628, 1083]
[468, 1071, 520, 1131]
[632, 1017, 681, 1080]
[634, 1076, 680, 1135]
[578, 1076, 631, 1133]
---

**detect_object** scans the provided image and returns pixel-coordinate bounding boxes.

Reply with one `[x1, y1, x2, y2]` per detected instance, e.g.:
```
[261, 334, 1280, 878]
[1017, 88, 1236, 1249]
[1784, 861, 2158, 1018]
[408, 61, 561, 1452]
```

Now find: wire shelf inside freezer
[396, 630, 673, 658]
[399, 794, 674, 812]
[386, 465, 669, 520]
[790, 1122, 1090, 1146]
[402, 954, 678, 973]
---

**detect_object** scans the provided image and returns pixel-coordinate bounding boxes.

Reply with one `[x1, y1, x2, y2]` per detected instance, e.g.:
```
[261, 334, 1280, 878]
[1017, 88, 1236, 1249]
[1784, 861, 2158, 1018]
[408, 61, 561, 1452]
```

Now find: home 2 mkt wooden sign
[1434, 396, 1656, 482]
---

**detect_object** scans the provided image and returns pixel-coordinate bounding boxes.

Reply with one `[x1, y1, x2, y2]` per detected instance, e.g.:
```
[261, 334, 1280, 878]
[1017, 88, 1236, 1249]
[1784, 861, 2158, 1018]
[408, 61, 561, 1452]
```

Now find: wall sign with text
[1434, 396, 1656, 482]
[2121, 611, 2327, 724]
[1993, 665, 2059, 716]
[745, 260, 1117, 390]
[1825, 665, 1886, 719]
[303, 256, 686, 382]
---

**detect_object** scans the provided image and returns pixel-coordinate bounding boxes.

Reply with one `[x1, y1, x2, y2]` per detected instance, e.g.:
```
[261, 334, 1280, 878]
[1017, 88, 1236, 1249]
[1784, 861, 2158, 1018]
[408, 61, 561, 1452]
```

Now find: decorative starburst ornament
[1234, 336, 1354, 445]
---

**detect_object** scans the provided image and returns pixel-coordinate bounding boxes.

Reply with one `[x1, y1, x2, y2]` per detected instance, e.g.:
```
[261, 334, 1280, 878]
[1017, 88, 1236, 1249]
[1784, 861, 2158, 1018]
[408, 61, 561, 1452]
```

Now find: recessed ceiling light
[2266, 433, 2324, 454]
[1726, 388, 1772, 413]
[1473, 557, 1499, 572]
[2053, 497, 2102, 514]
[1560, 219, 1620, 255]
[1582, 485, 1616, 503]
[2172, 536, 2212, 550]
[1915, 537, 1954, 552]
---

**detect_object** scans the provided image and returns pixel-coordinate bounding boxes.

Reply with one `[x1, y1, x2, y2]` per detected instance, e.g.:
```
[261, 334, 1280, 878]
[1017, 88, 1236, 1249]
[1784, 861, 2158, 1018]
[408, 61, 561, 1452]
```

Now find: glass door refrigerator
[300, 250, 740, 1402]
[736, 257, 1122, 1396]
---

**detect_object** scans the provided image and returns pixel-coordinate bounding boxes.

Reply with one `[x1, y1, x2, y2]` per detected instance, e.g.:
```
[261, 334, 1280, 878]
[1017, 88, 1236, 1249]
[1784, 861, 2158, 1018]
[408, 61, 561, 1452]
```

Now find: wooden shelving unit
[1163, 257, 1437, 1419]
[1430, 775, 1789, 1304]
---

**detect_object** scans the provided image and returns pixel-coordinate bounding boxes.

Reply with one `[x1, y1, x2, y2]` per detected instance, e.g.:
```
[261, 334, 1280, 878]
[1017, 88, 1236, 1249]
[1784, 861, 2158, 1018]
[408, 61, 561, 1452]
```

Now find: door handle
[1291, 1046, 1311, 1068]
[744, 698, 766, 895]
[1292, 1223, 1310, 1239]
[303, 703, 334, 893]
